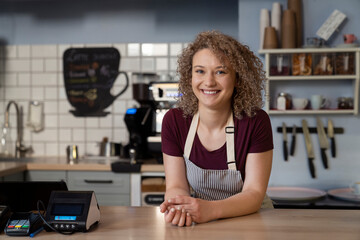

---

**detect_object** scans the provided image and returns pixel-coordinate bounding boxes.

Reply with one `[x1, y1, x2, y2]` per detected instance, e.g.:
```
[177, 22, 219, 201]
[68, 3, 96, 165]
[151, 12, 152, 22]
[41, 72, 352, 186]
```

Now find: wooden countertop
[0, 157, 164, 177]
[1, 206, 359, 239]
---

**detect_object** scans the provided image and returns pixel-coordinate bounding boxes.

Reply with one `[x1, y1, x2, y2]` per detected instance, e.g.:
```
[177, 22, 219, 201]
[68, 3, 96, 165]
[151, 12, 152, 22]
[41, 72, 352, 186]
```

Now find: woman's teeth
[203, 90, 218, 94]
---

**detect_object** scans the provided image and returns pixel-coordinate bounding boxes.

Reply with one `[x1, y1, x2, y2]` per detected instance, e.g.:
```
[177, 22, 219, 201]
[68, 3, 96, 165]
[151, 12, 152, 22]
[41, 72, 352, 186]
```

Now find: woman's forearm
[211, 190, 264, 220]
[165, 187, 190, 200]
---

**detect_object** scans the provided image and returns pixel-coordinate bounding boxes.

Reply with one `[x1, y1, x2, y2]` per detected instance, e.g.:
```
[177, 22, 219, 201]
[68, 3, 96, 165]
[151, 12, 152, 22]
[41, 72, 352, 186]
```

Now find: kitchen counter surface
[0, 157, 164, 177]
[1, 206, 359, 240]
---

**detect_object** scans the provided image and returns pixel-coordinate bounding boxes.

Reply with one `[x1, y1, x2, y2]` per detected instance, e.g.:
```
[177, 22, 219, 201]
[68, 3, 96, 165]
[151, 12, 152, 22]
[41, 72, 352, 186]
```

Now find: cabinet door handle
[84, 180, 113, 184]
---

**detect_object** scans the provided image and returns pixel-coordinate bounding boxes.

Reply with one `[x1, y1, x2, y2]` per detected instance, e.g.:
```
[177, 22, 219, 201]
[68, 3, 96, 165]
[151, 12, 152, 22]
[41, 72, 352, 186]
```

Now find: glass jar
[277, 92, 292, 110]
[335, 52, 355, 75]
[270, 54, 290, 76]
[313, 53, 334, 75]
[337, 97, 348, 109]
[292, 53, 312, 76]
[346, 97, 354, 109]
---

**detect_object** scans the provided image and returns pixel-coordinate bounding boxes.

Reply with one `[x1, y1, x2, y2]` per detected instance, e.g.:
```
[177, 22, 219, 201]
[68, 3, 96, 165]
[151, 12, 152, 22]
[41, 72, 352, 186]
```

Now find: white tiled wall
[0, 42, 184, 158]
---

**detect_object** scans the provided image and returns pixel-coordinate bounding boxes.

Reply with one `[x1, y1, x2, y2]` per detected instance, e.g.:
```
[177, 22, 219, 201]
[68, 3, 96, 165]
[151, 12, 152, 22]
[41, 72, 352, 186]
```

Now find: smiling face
[191, 48, 236, 112]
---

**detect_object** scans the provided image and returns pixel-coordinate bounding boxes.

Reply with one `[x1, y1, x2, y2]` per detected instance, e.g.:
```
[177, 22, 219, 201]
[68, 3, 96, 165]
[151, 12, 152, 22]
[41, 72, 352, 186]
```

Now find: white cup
[349, 182, 360, 195]
[311, 95, 328, 110]
[292, 98, 308, 110]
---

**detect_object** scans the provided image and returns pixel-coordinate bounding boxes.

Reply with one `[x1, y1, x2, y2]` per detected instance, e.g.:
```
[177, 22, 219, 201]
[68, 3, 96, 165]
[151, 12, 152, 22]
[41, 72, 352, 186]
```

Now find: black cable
[36, 200, 75, 235]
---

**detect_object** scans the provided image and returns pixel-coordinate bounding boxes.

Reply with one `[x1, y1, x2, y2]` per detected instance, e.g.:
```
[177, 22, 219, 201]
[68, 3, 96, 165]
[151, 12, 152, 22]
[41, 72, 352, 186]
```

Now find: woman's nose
[204, 73, 216, 86]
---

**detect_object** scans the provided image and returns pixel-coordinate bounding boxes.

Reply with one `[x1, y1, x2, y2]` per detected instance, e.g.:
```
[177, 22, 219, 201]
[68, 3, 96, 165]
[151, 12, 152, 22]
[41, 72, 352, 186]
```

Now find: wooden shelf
[268, 75, 356, 80]
[269, 109, 355, 115]
[259, 47, 360, 54]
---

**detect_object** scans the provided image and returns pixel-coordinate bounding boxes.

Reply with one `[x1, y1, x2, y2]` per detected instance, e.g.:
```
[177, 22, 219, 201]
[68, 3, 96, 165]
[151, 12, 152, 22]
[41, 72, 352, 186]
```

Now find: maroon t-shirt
[161, 108, 273, 181]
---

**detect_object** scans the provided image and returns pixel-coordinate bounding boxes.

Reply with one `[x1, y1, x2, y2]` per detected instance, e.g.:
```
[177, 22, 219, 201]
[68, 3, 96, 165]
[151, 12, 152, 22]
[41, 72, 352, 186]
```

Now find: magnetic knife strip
[276, 127, 344, 134]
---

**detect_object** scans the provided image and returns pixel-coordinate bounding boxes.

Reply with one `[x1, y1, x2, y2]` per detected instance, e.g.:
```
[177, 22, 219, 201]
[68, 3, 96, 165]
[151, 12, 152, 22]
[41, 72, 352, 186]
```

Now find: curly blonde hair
[177, 30, 266, 119]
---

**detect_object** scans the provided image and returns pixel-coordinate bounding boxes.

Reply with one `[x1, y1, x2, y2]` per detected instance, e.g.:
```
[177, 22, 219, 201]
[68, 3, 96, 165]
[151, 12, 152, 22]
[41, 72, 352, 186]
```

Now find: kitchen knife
[328, 119, 336, 158]
[316, 117, 329, 169]
[282, 122, 288, 161]
[302, 119, 316, 178]
[290, 124, 296, 156]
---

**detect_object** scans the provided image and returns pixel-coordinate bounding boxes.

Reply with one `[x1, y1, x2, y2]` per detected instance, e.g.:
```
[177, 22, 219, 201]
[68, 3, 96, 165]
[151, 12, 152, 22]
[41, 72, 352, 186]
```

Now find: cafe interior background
[0, 0, 359, 190]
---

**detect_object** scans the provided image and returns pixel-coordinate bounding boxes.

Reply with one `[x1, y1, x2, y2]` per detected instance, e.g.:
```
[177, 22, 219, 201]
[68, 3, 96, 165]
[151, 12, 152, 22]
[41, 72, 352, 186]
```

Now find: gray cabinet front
[67, 171, 131, 206]
[2, 172, 25, 181]
[25, 170, 67, 182]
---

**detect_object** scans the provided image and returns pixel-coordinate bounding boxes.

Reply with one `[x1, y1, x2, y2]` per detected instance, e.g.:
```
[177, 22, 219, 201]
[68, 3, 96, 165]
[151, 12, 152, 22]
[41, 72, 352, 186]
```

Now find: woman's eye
[195, 69, 204, 74]
[216, 70, 226, 75]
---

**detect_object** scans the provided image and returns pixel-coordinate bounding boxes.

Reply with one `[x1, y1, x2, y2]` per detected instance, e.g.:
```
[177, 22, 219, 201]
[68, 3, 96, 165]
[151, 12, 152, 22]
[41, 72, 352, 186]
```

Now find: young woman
[160, 31, 273, 226]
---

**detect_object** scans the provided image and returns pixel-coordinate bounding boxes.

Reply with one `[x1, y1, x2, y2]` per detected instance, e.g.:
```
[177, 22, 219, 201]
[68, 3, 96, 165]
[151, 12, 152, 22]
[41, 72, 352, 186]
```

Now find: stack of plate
[266, 186, 326, 202]
[327, 188, 360, 202]
[267, 186, 360, 203]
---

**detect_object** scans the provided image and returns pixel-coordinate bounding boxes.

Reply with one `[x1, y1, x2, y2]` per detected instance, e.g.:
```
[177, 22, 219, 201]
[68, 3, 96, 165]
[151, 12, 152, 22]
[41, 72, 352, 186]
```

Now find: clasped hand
[159, 195, 213, 226]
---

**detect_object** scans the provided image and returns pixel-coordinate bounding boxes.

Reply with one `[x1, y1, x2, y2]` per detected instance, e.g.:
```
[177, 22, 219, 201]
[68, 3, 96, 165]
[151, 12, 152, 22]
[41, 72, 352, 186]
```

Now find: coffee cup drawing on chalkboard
[63, 47, 129, 117]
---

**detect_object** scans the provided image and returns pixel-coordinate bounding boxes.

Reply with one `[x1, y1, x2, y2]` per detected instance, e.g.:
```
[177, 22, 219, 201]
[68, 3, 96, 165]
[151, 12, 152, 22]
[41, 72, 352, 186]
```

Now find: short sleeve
[248, 110, 274, 153]
[161, 109, 185, 157]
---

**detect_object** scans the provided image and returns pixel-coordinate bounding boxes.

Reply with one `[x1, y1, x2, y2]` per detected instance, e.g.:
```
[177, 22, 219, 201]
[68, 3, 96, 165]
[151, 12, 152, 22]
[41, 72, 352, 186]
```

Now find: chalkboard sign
[63, 47, 129, 117]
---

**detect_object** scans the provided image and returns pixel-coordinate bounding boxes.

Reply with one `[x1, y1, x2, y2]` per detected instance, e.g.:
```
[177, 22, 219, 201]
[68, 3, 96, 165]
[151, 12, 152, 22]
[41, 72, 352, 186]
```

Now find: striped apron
[184, 111, 273, 208]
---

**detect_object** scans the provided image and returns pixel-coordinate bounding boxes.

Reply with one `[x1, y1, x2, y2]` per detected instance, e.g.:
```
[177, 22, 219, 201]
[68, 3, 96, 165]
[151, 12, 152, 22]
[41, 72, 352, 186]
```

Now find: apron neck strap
[184, 111, 237, 170]
[225, 112, 236, 170]
[184, 111, 199, 159]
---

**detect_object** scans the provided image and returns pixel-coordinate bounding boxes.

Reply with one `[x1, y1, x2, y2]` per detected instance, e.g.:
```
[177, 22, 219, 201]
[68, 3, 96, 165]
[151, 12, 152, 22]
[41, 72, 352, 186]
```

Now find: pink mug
[343, 34, 357, 44]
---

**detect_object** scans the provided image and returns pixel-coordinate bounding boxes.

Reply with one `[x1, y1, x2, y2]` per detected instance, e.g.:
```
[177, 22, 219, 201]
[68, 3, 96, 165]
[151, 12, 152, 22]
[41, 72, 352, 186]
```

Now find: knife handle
[330, 138, 336, 158]
[320, 149, 328, 169]
[283, 141, 288, 161]
[290, 136, 296, 156]
[308, 158, 316, 178]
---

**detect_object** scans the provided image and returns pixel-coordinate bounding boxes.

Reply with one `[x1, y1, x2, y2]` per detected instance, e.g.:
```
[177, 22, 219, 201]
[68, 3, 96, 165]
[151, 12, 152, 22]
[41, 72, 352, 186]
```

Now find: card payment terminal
[45, 191, 100, 232]
[4, 212, 43, 236]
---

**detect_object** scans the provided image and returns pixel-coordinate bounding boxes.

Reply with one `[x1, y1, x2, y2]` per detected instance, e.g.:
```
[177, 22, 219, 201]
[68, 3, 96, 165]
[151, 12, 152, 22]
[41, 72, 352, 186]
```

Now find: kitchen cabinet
[1, 172, 24, 181]
[67, 171, 131, 206]
[25, 170, 131, 206]
[25, 170, 67, 182]
[259, 48, 360, 115]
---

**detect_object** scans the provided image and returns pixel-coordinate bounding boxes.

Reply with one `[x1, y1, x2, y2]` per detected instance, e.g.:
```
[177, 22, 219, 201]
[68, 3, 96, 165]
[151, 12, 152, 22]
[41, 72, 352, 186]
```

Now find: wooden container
[141, 178, 166, 192]
[263, 26, 278, 49]
[288, 0, 303, 47]
[281, 10, 296, 49]
[271, 2, 282, 47]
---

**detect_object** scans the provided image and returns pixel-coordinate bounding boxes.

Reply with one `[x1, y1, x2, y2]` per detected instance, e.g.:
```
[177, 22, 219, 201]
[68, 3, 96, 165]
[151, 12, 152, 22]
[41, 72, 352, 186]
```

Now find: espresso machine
[124, 73, 179, 162]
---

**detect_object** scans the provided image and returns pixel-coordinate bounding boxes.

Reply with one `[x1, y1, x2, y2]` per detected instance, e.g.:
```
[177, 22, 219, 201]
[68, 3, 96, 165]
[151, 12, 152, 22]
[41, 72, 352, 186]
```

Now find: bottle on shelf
[277, 93, 292, 110]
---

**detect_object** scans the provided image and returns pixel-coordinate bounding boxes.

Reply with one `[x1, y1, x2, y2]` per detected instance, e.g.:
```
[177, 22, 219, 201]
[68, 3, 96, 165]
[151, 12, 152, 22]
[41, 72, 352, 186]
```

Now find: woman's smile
[201, 89, 220, 95]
